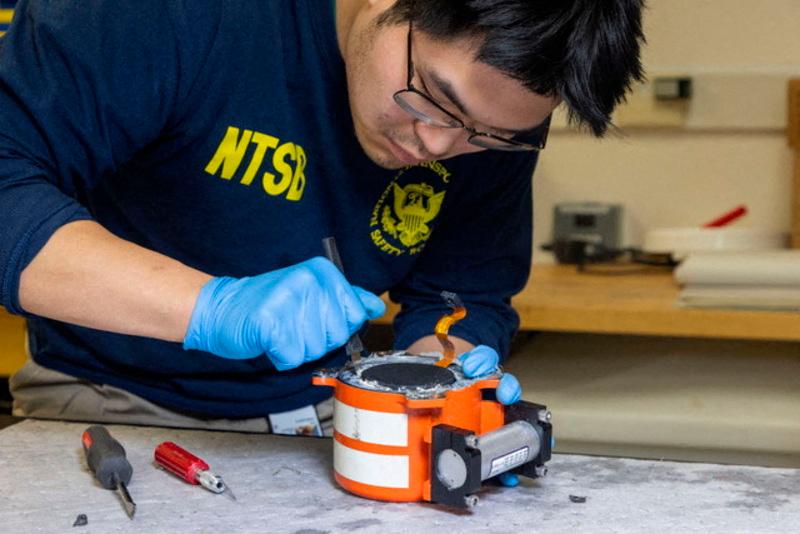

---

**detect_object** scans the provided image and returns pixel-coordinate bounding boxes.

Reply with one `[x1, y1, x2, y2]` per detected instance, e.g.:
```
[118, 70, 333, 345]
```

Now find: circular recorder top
[360, 362, 457, 389]
[328, 353, 491, 399]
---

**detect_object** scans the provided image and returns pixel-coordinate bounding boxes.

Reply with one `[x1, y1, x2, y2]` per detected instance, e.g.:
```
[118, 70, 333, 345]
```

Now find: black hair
[378, 0, 646, 136]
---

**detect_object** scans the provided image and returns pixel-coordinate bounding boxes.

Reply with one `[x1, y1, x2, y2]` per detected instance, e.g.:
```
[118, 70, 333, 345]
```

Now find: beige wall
[643, 0, 800, 67]
[535, 0, 800, 261]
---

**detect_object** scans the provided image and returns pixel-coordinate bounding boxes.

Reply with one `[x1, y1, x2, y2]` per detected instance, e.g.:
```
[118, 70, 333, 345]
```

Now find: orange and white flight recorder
[313, 353, 553, 508]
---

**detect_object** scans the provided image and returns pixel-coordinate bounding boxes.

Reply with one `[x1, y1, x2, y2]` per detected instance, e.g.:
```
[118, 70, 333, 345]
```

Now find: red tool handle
[702, 205, 748, 228]
[154, 441, 209, 484]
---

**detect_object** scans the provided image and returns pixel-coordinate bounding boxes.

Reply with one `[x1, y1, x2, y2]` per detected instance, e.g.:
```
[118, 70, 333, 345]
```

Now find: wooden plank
[514, 265, 800, 341]
[0, 309, 25, 376]
[789, 80, 800, 248]
[379, 264, 800, 342]
[788, 79, 800, 149]
[793, 150, 800, 247]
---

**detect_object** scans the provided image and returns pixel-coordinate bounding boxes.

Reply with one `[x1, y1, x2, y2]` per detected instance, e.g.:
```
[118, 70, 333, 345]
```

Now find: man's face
[342, 1, 560, 170]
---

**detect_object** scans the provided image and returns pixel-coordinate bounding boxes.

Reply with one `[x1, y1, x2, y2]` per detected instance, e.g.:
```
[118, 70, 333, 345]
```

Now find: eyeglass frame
[391, 21, 550, 152]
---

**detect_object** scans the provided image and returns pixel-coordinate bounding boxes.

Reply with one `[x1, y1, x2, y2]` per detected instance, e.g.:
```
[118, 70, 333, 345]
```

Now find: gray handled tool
[81, 425, 136, 519]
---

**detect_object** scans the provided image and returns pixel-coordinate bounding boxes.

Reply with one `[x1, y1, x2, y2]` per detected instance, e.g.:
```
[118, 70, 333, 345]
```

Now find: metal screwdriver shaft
[115, 477, 137, 518]
[322, 237, 367, 364]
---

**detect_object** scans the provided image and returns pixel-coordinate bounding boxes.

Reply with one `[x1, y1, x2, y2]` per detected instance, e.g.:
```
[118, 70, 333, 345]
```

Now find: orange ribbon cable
[434, 291, 467, 368]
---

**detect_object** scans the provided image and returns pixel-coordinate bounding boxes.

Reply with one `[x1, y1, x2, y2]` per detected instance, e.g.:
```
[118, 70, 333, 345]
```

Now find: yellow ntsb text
[205, 126, 307, 201]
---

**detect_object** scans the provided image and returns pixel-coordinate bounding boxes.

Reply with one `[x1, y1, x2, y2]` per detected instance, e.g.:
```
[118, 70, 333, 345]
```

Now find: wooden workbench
[380, 264, 800, 342]
[1, 419, 797, 532]
[0, 309, 25, 376]
[512, 264, 800, 341]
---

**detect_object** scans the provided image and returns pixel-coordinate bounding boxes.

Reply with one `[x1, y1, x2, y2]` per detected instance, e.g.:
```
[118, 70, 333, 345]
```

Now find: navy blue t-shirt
[0, 0, 538, 417]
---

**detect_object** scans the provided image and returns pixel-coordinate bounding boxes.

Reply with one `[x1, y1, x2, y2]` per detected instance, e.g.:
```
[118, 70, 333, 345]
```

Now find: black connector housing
[430, 425, 482, 508]
[429, 401, 554, 507]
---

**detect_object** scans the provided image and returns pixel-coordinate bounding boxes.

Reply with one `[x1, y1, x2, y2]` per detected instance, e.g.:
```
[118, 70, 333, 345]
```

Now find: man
[0, 0, 644, 481]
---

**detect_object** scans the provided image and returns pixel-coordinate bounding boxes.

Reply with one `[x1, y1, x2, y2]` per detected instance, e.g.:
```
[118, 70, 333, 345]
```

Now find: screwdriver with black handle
[322, 236, 367, 364]
[81, 425, 136, 519]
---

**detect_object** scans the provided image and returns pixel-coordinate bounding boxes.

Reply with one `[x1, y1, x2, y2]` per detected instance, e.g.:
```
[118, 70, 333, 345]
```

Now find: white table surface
[1, 419, 798, 533]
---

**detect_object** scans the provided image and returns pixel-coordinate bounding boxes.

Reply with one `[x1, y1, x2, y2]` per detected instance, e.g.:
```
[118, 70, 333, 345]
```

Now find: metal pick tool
[322, 237, 368, 364]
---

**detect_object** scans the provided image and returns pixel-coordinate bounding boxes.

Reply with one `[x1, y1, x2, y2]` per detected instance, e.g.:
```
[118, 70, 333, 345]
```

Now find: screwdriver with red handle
[81, 425, 137, 519]
[154, 441, 236, 501]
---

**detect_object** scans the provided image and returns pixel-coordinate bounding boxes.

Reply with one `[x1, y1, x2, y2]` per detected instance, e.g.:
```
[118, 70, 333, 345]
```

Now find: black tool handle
[82, 425, 133, 489]
[321, 237, 367, 360]
[322, 237, 347, 274]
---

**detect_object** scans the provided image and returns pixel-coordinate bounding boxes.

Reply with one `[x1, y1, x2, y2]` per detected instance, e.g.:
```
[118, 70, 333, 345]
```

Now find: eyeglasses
[392, 22, 550, 152]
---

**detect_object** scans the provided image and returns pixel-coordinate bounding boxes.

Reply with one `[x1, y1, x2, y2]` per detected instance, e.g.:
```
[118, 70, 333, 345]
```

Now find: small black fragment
[72, 514, 88, 527]
[569, 495, 587, 504]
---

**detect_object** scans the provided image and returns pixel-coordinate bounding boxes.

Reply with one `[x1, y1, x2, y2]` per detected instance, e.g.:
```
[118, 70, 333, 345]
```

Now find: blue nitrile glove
[458, 345, 522, 405]
[183, 257, 385, 370]
[458, 344, 523, 488]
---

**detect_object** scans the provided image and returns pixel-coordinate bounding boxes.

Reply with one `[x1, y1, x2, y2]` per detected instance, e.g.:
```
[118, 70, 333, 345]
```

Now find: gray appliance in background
[549, 202, 623, 264]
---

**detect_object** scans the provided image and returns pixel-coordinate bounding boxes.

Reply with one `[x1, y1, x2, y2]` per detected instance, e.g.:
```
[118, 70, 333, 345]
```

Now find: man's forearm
[18, 220, 212, 342]
[406, 335, 474, 356]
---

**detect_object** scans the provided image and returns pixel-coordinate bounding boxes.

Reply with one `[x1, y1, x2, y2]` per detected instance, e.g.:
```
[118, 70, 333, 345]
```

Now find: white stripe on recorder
[333, 399, 408, 447]
[333, 440, 410, 489]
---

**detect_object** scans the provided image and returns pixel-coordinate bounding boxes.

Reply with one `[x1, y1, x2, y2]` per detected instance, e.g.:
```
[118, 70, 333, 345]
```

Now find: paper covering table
[0, 420, 797, 533]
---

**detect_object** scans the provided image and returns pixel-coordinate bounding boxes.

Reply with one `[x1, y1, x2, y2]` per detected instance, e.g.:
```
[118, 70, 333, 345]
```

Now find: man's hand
[458, 345, 522, 405]
[183, 257, 385, 370]
[458, 344, 523, 487]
